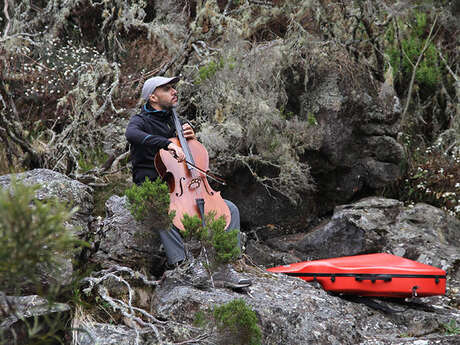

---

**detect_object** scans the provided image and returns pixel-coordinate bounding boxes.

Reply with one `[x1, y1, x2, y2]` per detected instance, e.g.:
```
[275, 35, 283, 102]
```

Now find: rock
[92, 195, 165, 276]
[0, 169, 93, 289]
[0, 168, 94, 235]
[303, 62, 405, 205]
[290, 213, 387, 259]
[153, 267, 460, 345]
[73, 323, 144, 345]
[223, 42, 405, 228]
[258, 197, 460, 309]
[245, 239, 301, 267]
[0, 294, 70, 344]
[100, 118, 129, 157]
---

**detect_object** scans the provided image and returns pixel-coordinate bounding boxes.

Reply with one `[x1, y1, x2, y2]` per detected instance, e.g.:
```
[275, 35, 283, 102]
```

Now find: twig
[438, 50, 459, 82]
[3, 0, 11, 38]
[81, 266, 163, 342]
[401, 15, 438, 124]
[109, 150, 129, 171]
[159, 31, 193, 76]
[174, 333, 209, 345]
[223, 0, 233, 16]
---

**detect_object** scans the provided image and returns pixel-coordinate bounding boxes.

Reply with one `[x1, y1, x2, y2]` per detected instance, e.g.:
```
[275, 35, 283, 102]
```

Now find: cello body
[154, 110, 230, 231]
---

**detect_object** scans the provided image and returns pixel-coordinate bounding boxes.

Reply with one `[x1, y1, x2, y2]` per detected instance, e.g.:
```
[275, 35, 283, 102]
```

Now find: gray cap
[141, 76, 180, 100]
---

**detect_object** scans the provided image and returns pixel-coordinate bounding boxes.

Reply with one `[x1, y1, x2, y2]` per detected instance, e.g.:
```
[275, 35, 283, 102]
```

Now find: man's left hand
[182, 124, 196, 140]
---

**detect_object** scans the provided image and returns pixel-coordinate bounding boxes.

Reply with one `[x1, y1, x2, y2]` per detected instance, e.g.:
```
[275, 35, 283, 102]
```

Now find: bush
[125, 177, 174, 229]
[182, 212, 240, 264]
[383, 138, 459, 219]
[387, 11, 442, 96]
[214, 298, 262, 345]
[0, 179, 81, 292]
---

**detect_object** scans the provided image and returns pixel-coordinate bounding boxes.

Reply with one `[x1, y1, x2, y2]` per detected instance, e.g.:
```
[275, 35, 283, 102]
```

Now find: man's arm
[126, 115, 186, 161]
[125, 115, 171, 151]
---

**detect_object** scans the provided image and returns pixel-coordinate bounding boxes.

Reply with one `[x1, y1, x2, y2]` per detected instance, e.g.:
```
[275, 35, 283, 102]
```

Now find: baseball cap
[141, 76, 180, 100]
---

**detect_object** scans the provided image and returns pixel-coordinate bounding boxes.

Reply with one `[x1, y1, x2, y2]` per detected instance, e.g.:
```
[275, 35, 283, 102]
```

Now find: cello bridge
[189, 178, 201, 190]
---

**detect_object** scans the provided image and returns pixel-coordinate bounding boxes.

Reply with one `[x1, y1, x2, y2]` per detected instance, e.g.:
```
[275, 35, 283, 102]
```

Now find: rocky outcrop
[1, 169, 458, 344]
[301, 58, 404, 207]
[0, 295, 70, 345]
[154, 270, 460, 345]
[255, 197, 460, 309]
[223, 43, 405, 229]
[92, 195, 165, 276]
[71, 261, 460, 345]
[0, 169, 94, 235]
[0, 169, 94, 289]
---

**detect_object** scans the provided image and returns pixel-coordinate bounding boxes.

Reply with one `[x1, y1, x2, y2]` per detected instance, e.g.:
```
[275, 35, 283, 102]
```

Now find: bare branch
[401, 15, 439, 124]
[2, 0, 11, 38]
[111, 150, 130, 172]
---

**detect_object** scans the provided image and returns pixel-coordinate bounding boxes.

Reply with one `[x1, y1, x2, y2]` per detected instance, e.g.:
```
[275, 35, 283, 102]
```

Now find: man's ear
[149, 93, 157, 104]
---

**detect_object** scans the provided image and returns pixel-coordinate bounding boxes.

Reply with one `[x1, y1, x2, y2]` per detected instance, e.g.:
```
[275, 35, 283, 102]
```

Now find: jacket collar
[142, 102, 171, 118]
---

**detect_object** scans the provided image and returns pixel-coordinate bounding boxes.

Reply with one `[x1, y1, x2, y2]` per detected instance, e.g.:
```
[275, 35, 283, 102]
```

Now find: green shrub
[210, 218, 240, 263]
[193, 309, 210, 328]
[182, 213, 209, 241]
[387, 11, 441, 94]
[214, 299, 262, 345]
[77, 146, 108, 173]
[442, 319, 460, 335]
[182, 212, 240, 264]
[125, 177, 174, 229]
[197, 58, 225, 84]
[0, 179, 82, 292]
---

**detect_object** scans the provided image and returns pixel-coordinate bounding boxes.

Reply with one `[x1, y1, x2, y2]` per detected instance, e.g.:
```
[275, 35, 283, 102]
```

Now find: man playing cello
[125, 76, 251, 289]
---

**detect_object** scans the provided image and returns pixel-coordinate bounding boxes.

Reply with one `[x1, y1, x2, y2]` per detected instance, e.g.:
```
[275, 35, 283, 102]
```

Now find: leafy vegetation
[77, 146, 109, 173]
[441, 319, 460, 335]
[387, 11, 442, 95]
[125, 177, 174, 229]
[214, 299, 262, 345]
[182, 212, 241, 264]
[0, 179, 84, 293]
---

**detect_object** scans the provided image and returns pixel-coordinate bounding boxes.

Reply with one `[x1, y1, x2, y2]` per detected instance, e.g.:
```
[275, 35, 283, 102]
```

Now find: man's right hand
[167, 142, 185, 162]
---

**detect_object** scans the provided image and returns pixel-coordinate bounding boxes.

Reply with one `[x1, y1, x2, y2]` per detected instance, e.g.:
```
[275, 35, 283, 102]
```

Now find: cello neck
[171, 107, 195, 170]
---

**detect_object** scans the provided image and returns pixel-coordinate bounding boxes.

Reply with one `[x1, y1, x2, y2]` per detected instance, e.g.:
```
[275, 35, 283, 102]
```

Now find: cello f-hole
[176, 177, 186, 197]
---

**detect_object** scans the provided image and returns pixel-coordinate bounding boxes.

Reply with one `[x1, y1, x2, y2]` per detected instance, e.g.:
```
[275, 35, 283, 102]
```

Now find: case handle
[355, 275, 392, 283]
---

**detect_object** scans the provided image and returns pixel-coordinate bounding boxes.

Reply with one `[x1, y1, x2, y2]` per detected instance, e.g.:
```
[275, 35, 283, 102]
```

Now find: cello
[154, 107, 231, 231]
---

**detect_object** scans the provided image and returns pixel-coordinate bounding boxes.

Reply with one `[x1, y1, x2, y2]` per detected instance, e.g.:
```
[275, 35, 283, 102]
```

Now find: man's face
[150, 83, 178, 110]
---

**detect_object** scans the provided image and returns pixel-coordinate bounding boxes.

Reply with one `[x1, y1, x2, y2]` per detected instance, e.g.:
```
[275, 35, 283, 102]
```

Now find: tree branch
[2, 0, 11, 38]
[401, 15, 438, 125]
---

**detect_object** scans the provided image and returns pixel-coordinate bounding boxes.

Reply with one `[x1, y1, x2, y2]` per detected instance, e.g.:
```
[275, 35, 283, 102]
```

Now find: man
[125, 76, 251, 288]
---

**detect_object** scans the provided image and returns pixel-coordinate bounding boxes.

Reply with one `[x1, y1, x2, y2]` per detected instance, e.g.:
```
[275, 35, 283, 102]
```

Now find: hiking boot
[212, 264, 252, 289]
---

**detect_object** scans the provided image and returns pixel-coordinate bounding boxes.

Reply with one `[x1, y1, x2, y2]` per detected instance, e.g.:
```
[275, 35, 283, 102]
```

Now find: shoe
[212, 264, 252, 289]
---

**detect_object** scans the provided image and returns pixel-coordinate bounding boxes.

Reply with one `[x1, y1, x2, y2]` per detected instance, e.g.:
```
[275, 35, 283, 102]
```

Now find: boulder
[0, 294, 70, 345]
[154, 267, 460, 345]
[260, 197, 460, 307]
[92, 195, 165, 276]
[0, 169, 94, 289]
[0, 169, 94, 235]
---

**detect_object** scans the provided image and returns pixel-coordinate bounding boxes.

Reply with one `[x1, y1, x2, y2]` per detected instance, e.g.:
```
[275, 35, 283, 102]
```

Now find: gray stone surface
[0, 168, 94, 235]
[93, 195, 164, 274]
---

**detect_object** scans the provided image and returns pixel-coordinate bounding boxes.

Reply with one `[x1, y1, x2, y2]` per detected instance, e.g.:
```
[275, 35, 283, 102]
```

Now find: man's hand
[167, 142, 185, 162]
[182, 123, 196, 140]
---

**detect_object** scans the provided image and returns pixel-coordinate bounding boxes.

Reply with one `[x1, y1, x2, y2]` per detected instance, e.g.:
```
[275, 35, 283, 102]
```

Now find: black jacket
[125, 103, 176, 183]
